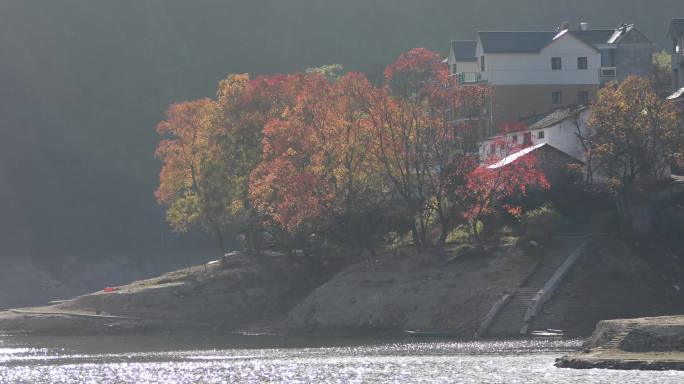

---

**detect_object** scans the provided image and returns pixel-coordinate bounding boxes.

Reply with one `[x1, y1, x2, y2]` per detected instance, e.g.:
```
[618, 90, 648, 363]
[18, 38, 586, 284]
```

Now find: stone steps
[486, 288, 539, 336]
[594, 324, 640, 351]
[482, 239, 588, 338]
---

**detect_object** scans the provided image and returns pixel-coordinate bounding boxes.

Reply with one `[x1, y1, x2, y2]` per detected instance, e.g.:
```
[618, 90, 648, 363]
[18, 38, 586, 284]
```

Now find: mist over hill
[1, 0, 683, 265]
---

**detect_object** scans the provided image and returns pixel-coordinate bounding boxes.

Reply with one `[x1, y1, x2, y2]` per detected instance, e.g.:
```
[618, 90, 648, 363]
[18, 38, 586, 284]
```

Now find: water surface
[1, 334, 683, 383]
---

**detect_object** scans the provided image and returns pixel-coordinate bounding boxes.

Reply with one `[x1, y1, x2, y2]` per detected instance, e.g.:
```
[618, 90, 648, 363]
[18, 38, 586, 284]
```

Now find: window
[601, 49, 615, 67]
[577, 57, 588, 70]
[480, 55, 485, 71]
[511, 135, 518, 144]
[578, 91, 589, 105]
[552, 91, 562, 105]
[551, 57, 562, 70]
[523, 132, 532, 146]
[489, 143, 495, 155]
[537, 131, 545, 139]
[452, 63, 458, 75]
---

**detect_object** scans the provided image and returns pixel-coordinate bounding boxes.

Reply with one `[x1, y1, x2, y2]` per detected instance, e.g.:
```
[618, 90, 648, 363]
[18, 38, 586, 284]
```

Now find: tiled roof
[569, 30, 614, 46]
[478, 24, 648, 55]
[486, 143, 583, 169]
[450, 40, 477, 62]
[667, 86, 684, 101]
[528, 106, 588, 130]
[478, 31, 557, 53]
[486, 143, 547, 169]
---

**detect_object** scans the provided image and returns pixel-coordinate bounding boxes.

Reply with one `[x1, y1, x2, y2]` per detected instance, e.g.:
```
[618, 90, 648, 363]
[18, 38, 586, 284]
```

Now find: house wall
[479, 109, 591, 161]
[534, 146, 584, 186]
[673, 33, 684, 89]
[476, 34, 600, 86]
[615, 43, 654, 82]
[447, 48, 478, 74]
[455, 61, 478, 73]
[491, 84, 597, 127]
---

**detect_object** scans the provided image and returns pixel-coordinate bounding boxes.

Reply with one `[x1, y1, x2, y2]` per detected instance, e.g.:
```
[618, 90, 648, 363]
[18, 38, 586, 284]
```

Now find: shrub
[520, 203, 562, 242]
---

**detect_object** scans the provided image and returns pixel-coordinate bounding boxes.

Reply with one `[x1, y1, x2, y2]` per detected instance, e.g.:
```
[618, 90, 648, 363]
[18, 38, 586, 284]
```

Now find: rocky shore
[556, 316, 684, 370]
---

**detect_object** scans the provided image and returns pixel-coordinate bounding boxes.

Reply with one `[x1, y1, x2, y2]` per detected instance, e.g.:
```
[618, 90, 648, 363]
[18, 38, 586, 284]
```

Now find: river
[1, 334, 683, 383]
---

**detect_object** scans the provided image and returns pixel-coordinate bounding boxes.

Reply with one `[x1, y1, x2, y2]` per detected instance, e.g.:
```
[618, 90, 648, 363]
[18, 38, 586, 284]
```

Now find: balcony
[600, 67, 617, 77]
[456, 72, 483, 85]
[599, 67, 617, 84]
[674, 51, 684, 65]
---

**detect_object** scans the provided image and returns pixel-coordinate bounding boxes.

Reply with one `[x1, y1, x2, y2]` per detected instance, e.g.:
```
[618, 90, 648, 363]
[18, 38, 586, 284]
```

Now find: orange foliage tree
[249, 73, 384, 252]
[369, 48, 491, 246]
[156, 48, 549, 256]
[155, 98, 230, 252]
[588, 75, 683, 190]
[457, 154, 549, 248]
[213, 73, 305, 250]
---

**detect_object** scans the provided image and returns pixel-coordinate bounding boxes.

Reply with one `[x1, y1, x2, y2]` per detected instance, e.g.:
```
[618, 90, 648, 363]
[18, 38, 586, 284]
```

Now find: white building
[479, 106, 590, 162]
[448, 22, 653, 135]
[447, 40, 479, 83]
[476, 30, 601, 86]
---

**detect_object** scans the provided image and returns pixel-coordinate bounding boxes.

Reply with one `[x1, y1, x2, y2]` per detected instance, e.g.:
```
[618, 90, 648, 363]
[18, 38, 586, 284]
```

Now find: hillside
[1, 236, 682, 338]
[2, 0, 684, 269]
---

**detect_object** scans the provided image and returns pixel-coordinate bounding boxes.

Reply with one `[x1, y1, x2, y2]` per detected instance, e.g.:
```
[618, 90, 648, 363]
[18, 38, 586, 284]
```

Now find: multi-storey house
[448, 22, 653, 139]
[669, 19, 684, 93]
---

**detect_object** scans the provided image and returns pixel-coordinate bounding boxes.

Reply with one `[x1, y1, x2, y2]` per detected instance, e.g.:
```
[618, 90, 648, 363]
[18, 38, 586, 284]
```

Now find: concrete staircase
[594, 323, 640, 352]
[482, 238, 589, 338]
[486, 288, 538, 336]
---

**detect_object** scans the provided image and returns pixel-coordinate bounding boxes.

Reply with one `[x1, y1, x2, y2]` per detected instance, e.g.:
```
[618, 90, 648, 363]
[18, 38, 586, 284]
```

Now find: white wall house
[448, 23, 652, 134]
[479, 106, 590, 162]
[447, 40, 479, 83]
[476, 30, 601, 86]
[669, 19, 684, 92]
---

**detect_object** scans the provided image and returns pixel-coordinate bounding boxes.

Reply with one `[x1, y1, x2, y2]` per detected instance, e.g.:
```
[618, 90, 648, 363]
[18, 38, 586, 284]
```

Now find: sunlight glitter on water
[0, 336, 682, 383]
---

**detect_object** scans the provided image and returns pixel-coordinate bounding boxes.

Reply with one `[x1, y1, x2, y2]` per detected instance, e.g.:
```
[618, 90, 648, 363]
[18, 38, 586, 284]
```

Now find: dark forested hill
[1, 0, 683, 264]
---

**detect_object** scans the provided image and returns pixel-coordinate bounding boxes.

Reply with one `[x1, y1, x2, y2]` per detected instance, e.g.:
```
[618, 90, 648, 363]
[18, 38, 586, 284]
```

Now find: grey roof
[478, 25, 648, 55]
[607, 24, 652, 44]
[486, 143, 584, 169]
[478, 31, 557, 53]
[528, 106, 588, 130]
[667, 86, 684, 101]
[569, 30, 614, 46]
[450, 40, 477, 62]
[669, 19, 684, 37]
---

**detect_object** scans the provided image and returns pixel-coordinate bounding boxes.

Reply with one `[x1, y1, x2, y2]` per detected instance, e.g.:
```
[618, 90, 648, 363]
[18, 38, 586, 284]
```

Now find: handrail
[457, 72, 482, 84]
[474, 293, 512, 338]
[520, 239, 590, 334]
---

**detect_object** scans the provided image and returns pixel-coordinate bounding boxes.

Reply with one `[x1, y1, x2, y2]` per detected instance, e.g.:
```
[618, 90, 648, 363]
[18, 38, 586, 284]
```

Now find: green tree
[155, 99, 230, 253]
[653, 50, 673, 96]
[305, 64, 345, 83]
[214, 73, 304, 251]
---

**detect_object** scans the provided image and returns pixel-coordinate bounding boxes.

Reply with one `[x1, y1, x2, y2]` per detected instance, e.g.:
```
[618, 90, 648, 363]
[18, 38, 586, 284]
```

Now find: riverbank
[0, 239, 541, 336]
[0, 237, 682, 337]
[0, 251, 329, 335]
[556, 316, 684, 370]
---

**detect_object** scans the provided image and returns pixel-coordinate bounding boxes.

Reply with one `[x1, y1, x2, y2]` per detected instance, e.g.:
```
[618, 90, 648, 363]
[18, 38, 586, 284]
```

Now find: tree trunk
[410, 223, 421, 248]
[211, 221, 226, 255]
[469, 219, 484, 251]
[438, 216, 450, 247]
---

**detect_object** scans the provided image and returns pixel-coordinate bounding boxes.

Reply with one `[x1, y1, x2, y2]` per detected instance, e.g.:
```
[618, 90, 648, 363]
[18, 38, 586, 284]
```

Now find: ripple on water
[0, 337, 682, 383]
